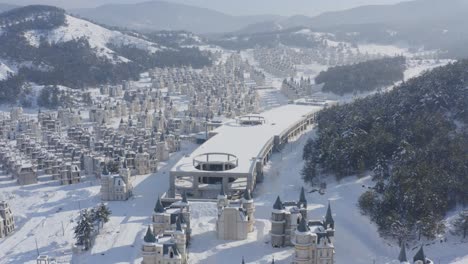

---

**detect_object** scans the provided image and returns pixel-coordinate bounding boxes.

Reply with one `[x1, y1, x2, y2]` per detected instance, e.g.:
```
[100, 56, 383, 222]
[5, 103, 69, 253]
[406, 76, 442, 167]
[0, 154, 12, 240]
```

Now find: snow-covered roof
[171, 104, 321, 176]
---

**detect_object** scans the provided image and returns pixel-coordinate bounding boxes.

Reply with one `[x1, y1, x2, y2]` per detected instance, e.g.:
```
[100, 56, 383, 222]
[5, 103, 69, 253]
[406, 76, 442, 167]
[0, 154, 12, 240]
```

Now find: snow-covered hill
[0, 6, 167, 69]
[22, 15, 163, 63]
[0, 5, 211, 96]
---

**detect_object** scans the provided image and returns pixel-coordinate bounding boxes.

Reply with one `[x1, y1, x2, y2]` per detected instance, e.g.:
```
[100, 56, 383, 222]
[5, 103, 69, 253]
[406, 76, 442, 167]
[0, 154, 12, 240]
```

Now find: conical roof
[154, 196, 164, 213]
[182, 191, 188, 204]
[413, 246, 426, 262]
[299, 187, 307, 208]
[398, 242, 408, 262]
[297, 217, 310, 233]
[176, 215, 182, 231]
[144, 226, 157, 243]
[102, 165, 109, 176]
[325, 202, 334, 226]
[273, 196, 283, 210]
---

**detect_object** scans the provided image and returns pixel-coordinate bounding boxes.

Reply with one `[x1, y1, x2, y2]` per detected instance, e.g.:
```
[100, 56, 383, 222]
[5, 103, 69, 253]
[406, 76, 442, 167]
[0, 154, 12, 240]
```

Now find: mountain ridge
[71, 0, 281, 34]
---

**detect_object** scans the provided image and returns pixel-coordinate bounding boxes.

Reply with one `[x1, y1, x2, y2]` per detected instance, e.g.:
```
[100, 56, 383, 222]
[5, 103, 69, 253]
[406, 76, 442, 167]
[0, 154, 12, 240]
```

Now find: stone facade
[216, 186, 255, 240]
[36, 255, 57, 264]
[59, 164, 82, 185]
[15, 164, 38, 185]
[142, 194, 191, 264]
[0, 201, 15, 238]
[100, 166, 133, 201]
[270, 188, 335, 264]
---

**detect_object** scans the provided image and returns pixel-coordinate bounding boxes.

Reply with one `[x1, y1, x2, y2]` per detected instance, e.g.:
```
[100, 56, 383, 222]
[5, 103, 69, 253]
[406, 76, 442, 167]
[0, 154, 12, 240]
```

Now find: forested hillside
[210, 27, 331, 50]
[0, 5, 211, 103]
[315, 56, 406, 95]
[303, 60, 468, 242]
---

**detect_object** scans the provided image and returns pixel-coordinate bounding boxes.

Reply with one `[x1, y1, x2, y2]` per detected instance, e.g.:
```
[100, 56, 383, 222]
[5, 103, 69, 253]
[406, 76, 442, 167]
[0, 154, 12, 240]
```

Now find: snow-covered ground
[0, 143, 197, 264]
[0, 120, 466, 264]
[404, 59, 453, 81]
[186, 129, 468, 264]
[0, 45, 464, 264]
[22, 15, 161, 64]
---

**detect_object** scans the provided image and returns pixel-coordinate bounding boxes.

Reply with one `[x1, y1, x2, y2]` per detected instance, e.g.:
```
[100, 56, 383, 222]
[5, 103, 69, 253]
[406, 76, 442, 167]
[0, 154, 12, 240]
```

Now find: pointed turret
[102, 165, 109, 176]
[413, 246, 426, 263]
[154, 196, 164, 213]
[241, 257, 245, 264]
[398, 242, 408, 262]
[297, 216, 310, 233]
[271, 257, 275, 264]
[273, 196, 283, 210]
[299, 187, 307, 208]
[176, 215, 183, 232]
[144, 226, 157, 243]
[325, 202, 334, 229]
[178, 212, 185, 224]
[182, 191, 188, 204]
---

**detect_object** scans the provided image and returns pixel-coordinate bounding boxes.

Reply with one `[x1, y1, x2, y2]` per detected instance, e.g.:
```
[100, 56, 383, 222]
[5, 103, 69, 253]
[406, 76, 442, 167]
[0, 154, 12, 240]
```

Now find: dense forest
[315, 56, 406, 96]
[210, 27, 326, 50]
[302, 60, 468, 242]
[108, 44, 212, 70]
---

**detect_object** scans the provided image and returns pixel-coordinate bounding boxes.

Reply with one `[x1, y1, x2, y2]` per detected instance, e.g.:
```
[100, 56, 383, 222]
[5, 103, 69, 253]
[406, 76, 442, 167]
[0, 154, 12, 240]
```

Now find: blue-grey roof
[154, 197, 165, 213]
[163, 243, 180, 256]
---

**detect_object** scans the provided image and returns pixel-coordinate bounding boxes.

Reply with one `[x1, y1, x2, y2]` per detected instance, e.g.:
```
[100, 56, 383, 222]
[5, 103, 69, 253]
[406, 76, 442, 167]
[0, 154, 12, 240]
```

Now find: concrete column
[222, 177, 229, 193]
[193, 176, 199, 197]
[169, 172, 176, 198]
[247, 172, 253, 192]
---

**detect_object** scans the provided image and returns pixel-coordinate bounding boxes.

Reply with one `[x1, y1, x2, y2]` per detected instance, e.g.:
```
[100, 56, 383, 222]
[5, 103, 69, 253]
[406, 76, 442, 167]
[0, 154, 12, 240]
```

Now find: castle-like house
[142, 194, 191, 264]
[216, 186, 255, 240]
[398, 243, 434, 264]
[0, 201, 15, 238]
[141, 220, 186, 264]
[59, 163, 82, 185]
[270, 188, 335, 264]
[100, 164, 133, 201]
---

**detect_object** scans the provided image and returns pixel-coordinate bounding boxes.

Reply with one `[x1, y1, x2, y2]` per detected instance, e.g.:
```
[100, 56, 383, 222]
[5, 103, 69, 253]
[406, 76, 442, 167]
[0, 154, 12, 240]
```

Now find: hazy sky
[0, 0, 410, 16]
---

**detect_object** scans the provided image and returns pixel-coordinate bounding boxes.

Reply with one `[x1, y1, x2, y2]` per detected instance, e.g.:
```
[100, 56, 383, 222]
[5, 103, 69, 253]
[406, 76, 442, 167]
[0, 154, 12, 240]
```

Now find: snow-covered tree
[74, 209, 95, 250]
[452, 210, 468, 239]
[94, 203, 112, 230]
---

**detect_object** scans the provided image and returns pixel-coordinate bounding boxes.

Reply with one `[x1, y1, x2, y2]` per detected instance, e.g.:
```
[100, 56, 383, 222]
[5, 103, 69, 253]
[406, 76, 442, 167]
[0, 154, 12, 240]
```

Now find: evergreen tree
[303, 60, 468, 242]
[452, 210, 468, 239]
[74, 209, 95, 250]
[94, 203, 112, 229]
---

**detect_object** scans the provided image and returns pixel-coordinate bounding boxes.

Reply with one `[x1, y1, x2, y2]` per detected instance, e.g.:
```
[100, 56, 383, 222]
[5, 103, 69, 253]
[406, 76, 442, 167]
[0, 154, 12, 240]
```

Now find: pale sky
[0, 0, 411, 16]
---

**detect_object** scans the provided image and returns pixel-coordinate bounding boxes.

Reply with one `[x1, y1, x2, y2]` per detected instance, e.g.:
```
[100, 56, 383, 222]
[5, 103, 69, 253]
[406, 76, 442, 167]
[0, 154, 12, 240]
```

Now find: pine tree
[74, 209, 95, 250]
[94, 203, 112, 229]
[453, 210, 468, 239]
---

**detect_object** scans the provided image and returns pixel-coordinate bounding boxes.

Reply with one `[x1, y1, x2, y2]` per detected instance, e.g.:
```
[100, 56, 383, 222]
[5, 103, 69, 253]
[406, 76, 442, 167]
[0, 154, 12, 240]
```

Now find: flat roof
[171, 104, 322, 176]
